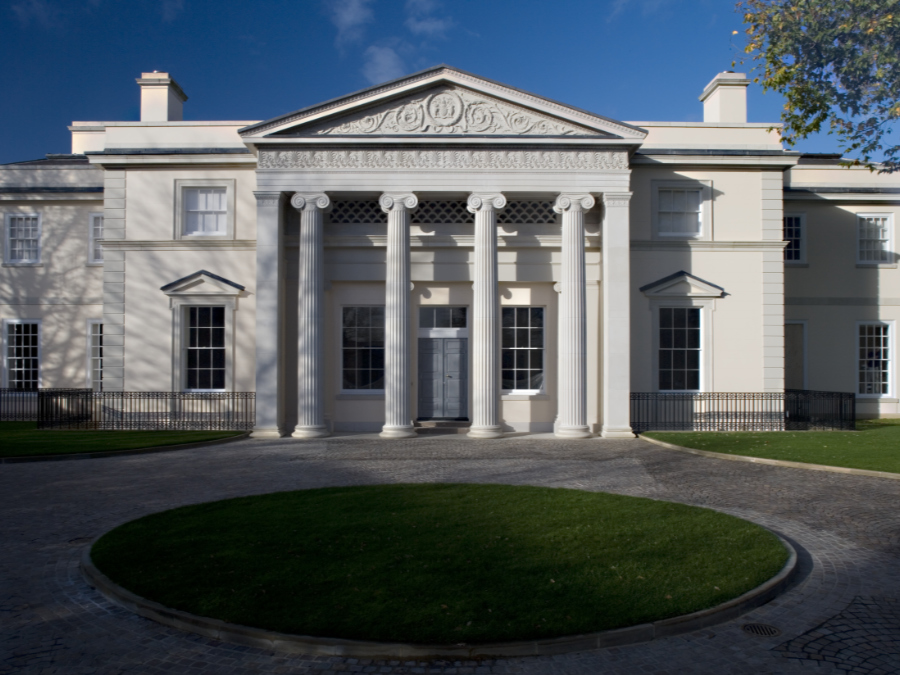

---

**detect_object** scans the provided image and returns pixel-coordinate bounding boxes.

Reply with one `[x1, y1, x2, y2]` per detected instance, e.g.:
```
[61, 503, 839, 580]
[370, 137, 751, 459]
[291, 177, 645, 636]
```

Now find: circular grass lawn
[91, 484, 788, 645]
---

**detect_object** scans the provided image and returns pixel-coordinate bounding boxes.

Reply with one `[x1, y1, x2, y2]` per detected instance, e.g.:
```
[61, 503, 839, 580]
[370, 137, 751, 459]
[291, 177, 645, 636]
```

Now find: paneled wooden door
[417, 338, 468, 420]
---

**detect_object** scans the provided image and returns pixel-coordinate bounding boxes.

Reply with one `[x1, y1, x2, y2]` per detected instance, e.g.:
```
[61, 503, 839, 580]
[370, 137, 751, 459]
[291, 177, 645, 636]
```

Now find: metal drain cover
[742, 623, 782, 637]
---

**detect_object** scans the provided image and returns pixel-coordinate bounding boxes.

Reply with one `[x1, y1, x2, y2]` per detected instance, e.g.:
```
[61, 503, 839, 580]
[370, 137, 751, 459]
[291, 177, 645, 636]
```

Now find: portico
[242, 66, 645, 439]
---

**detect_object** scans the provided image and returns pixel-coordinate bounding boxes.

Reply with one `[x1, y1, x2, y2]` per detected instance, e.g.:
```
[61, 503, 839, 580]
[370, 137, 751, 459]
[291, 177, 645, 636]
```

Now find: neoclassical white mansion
[1, 66, 897, 437]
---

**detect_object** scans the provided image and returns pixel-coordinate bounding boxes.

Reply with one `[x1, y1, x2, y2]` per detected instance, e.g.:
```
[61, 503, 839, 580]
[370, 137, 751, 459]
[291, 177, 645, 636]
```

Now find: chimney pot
[699, 72, 749, 123]
[136, 72, 188, 122]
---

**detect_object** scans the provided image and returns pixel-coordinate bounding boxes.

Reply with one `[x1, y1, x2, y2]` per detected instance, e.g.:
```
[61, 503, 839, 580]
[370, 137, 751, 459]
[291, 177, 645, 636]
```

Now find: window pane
[419, 307, 434, 328]
[502, 308, 515, 327]
[451, 307, 466, 328]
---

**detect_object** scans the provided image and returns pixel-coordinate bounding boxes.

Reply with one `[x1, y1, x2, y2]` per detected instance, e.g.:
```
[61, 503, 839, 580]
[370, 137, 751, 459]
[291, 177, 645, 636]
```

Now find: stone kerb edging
[640, 434, 900, 481]
[0, 433, 250, 464]
[80, 535, 798, 659]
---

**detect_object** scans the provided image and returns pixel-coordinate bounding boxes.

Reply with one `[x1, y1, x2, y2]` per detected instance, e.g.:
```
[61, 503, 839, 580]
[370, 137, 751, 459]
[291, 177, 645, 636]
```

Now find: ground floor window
[4, 320, 40, 389]
[342, 306, 385, 391]
[501, 307, 544, 393]
[185, 307, 225, 391]
[88, 321, 103, 391]
[659, 307, 700, 391]
[859, 323, 891, 396]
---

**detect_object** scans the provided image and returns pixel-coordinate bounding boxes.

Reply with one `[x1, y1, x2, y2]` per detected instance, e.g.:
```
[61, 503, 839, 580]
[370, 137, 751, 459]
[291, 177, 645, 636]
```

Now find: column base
[250, 427, 283, 439]
[555, 426, 593, 439]
[600, 426, 636, 439]
[467, 426, 505, 439]
[380, 426, 417, 439]
[292, 426, 330, 439]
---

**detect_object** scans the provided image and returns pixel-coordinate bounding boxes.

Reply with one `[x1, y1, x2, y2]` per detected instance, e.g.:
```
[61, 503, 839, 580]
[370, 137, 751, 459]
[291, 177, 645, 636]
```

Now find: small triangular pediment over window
[239, 65, 647, 141]
[160, 270, 245, 296]
[640, 271, 725, 298]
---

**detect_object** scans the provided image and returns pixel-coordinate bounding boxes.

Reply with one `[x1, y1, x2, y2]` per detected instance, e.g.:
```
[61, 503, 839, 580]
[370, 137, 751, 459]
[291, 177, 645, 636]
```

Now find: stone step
[414, 420, 471, 434]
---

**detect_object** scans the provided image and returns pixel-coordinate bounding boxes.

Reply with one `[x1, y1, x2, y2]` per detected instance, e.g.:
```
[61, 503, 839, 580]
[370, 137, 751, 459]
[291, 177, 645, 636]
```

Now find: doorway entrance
[417, 307, 468, 420]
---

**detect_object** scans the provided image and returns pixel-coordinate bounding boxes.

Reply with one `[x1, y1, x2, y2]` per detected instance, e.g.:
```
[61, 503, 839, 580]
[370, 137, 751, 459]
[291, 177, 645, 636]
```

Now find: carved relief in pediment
[302, 86, 599, 137]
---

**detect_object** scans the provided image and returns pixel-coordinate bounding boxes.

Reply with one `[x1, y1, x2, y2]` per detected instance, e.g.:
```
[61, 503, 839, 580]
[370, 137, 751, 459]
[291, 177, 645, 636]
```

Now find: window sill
[2, 262, 42, 267]
[501, 393, 550, 401]
[86, 262, 104, 267]
[856, 263, 898, 269]
[857, 396, 898, 402]
[336, 393, 385, 400]
[785, 262, 808, 268]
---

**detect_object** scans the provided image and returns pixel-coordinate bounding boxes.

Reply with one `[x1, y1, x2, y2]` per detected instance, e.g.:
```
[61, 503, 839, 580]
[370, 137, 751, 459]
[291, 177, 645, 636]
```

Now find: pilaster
[380, 193, 418, 439]
[601, 192, 635, 438]
[554, 193, 594, 438]
[467, 193, 506, 439]
[291, 192, 331, 439]
[251, 191, 286, 438]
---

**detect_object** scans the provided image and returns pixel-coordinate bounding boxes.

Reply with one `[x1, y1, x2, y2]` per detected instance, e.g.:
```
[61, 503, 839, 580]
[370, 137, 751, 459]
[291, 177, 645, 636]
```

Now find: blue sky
[1, 0, 841, 164]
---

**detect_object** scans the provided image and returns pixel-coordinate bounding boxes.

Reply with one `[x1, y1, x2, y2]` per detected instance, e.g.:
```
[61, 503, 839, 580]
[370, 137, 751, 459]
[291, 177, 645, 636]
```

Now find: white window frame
[650, 299, 714, 393]
[340, 305, 386, 395]
[500, 306, 545, 395]
[2, 318, 42, 388]
[856, 213, 895, 267]
[174, 179, 236, 240]
[783, 212, 807, 265]
[651, 180, 713, 241]
[856, 320, 895, 399]
[86, 319, 103, 391]
[170, 297, 235, 392]
[88, 213, 104, 265]
[3, 213, 42, 265]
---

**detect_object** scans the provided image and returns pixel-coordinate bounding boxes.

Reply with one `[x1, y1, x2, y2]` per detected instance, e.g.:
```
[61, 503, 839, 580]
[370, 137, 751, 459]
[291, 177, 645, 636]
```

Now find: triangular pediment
[240, 65, 646, 141]
[640, 271, 725, 298]
[160, 270, 245, 296]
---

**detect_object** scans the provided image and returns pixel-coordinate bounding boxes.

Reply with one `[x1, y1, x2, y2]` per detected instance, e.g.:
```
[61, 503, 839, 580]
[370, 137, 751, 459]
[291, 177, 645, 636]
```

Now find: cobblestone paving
[2, 434, 899, 674]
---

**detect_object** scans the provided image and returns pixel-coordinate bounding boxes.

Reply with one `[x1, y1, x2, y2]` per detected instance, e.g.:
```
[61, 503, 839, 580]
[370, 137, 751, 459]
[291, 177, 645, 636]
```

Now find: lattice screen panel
[412, 200, 474, 224]
[329, 200, 387, 224]
[498, 201, 558, 224]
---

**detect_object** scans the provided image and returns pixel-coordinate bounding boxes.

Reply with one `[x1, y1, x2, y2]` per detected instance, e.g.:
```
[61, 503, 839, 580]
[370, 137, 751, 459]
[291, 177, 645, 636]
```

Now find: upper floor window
[857, 214, 893, 265]
[783, 213, 806, 263]
[652, 181, 712, 240]
[4, 214, 41, 265]
[88, 213, 104, 264]
[3, 319, 40, 389]
[174, 179, 235, 239]
[501, 307, 544, 393]
[342, 306, 385, 391]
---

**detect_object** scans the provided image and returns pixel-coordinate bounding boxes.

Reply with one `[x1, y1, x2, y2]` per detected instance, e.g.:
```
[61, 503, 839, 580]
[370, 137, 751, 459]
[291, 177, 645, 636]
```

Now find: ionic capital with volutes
[553, 193, 596, 214]
[379, 193, 419, 213]
[290, 192, 331, 212]
[467, 193, 507, 213]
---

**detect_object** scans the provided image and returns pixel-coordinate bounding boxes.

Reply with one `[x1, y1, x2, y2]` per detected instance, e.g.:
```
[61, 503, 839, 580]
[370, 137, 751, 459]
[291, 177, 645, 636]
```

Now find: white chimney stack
[136, 71, 188, 122]
[699, 72, 749, 123]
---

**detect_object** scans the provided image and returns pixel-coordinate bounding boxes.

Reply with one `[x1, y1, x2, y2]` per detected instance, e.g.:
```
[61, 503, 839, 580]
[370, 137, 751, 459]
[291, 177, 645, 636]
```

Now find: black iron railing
[37, 390, 256, 431]
[631, 390, 855, 433]
[1, 387, 39, 421]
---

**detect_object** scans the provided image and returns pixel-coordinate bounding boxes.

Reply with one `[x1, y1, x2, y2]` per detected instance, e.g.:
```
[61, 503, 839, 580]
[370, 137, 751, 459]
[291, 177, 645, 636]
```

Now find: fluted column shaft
[251, 192, 285, 438]
[292, 193, 330, 439]
[467, 193, 506, 439]
[601, 192, 636, 438]
[554, 194, 594, 438]
[380, 193, 418, 439]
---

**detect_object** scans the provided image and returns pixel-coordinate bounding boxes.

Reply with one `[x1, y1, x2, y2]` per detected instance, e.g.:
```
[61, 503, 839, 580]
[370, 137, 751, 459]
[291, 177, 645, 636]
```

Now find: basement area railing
[1, 387, 40, 421]
[36, 390, 256, 431]
[630, 390, 855, 433]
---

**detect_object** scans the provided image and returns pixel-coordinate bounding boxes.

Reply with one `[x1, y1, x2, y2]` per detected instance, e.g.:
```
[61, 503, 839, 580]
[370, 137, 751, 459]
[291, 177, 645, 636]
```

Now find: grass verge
[91, 483, 788, 645]
[644, 418, 900, 475]
[0, 422, 243, 458]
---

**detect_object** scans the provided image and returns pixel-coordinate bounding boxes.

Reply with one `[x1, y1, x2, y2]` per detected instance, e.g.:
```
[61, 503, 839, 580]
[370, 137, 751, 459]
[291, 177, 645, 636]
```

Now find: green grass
[0, 422, 243, 458]
[644, 418, 900, 474]
[91, 484, 788, 645]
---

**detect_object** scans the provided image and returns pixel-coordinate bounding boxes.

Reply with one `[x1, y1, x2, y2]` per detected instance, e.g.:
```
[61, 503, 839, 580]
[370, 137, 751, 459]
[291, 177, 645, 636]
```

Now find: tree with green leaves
[738, 0, 900, 172]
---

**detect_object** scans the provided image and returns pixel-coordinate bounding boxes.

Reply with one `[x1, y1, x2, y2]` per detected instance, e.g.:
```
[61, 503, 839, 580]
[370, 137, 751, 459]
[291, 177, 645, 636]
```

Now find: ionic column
[251, 191, 285, 438]
[554, 193, 594, 438]
[467, 193, 506, 439]
[601, 192, 635, 438]
[380, 193, 418, 439]
[291, 192, 330, 439]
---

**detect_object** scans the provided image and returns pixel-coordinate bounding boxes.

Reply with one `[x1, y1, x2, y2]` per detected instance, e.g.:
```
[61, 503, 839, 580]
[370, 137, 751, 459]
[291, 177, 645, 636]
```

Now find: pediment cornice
[241, 66, 646, 142]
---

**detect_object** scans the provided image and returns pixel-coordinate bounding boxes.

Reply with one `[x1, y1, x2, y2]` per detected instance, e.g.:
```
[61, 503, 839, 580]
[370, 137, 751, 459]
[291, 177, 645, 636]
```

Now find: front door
[417, 338, 468, 420]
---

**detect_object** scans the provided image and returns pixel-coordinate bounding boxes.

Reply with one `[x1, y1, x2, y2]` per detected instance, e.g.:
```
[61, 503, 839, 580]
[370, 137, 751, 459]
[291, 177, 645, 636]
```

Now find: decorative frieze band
[259, 148, 628, 171]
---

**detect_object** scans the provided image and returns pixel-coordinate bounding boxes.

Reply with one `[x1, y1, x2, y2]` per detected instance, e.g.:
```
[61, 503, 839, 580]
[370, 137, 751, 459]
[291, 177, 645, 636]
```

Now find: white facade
[1, 67, 898, 434]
